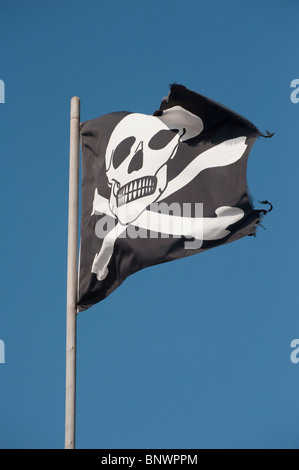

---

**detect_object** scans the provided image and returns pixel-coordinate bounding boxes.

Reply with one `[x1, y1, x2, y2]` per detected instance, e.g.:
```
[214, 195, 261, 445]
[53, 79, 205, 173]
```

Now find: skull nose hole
[128, 147, 143, 174]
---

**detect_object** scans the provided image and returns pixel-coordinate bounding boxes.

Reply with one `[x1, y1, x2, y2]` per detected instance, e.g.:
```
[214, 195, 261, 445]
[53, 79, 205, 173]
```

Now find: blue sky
[0, 0, 298, 449]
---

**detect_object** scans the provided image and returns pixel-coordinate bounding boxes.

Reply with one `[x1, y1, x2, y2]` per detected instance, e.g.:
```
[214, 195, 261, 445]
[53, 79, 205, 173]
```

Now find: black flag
[77, 84, 270, 312]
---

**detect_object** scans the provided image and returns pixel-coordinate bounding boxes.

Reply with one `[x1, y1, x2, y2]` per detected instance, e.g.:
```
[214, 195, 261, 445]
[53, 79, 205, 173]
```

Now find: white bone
[92, 191, 244, 240]
[91, 204, 244, 280]
[158, 105, 204, 141]
[135, 205, 244, 239]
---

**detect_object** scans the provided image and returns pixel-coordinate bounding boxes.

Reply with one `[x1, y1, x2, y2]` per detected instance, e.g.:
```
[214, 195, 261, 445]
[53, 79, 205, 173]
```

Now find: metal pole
[65, 96, 80, 449]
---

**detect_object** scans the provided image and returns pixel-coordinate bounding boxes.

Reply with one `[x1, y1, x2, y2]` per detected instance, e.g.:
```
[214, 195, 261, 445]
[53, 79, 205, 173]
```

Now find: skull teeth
[117, 176, 157, 207]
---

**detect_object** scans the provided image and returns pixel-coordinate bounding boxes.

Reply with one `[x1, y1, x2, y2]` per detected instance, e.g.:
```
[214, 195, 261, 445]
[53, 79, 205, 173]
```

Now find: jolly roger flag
[77, 84, 271, 312]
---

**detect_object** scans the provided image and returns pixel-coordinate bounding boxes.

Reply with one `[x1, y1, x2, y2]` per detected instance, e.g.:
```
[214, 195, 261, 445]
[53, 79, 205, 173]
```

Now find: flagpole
[65, 96, 80, 449]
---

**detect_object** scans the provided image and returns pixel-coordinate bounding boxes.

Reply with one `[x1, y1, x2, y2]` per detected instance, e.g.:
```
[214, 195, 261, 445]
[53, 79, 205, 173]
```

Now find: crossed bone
[91, 136, 248, 281]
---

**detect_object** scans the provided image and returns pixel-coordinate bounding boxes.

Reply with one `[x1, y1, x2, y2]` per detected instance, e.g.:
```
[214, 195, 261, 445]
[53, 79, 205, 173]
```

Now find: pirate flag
[77, 84, 271, 311]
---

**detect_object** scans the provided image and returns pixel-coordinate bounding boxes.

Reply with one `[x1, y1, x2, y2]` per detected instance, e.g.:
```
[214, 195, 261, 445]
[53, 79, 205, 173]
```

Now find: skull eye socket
[148, 129, 179, 151]
[112, 136, 136, 169]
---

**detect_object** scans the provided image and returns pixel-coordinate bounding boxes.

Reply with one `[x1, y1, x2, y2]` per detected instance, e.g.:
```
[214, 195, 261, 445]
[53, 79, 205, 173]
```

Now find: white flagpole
[65, 96, 80, 449]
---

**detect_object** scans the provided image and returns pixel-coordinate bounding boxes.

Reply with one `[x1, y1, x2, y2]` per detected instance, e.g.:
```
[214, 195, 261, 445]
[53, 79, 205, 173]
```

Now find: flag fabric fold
[77, 84, 269, 312]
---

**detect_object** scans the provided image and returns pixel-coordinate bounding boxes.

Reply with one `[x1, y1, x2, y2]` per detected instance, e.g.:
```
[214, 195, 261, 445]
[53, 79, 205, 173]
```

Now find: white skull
[105, 113, 181, 225]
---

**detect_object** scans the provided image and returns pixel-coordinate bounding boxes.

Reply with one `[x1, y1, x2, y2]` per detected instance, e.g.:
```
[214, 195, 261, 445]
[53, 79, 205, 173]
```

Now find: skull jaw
[109, 165, 168, 225]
